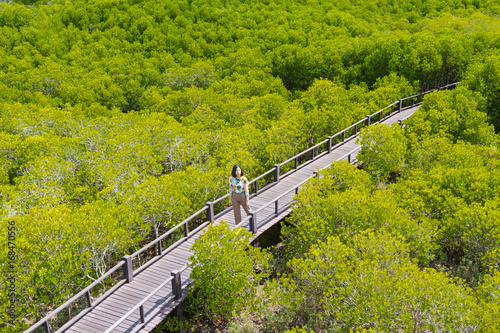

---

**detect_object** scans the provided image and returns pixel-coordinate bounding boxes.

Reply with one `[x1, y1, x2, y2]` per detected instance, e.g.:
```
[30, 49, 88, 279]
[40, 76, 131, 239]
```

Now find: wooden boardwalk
[59, 105, 420, 333]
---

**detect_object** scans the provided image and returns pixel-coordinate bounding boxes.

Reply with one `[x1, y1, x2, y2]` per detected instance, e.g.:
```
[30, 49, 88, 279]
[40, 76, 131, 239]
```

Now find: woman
[228, 164, 251, 225]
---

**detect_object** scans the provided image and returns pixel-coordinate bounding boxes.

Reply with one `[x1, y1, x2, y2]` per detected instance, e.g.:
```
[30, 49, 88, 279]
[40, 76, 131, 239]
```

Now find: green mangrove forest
[1, 0, 500, 331]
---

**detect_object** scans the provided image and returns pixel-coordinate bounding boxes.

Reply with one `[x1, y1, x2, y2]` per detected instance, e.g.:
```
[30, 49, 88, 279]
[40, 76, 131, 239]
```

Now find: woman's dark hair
[231, 164, 243, 178]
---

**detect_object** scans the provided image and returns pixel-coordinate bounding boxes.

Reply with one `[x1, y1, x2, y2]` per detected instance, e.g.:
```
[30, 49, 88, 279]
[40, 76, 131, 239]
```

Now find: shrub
[188, 221, 271, 323]
[356, 123, 407, 181]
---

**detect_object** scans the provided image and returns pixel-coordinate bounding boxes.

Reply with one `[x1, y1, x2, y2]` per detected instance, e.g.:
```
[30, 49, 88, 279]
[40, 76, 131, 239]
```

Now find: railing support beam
[171, 270, 181, 300]
[171, 270, 185, 333]
[86, 290, 92, 308]
[273, 164, 280, 183]
[157, 240, 163, 256]
[249, 212, 257, 234]
[139, 305, 145, 323]
[252, 238, 259, 247]
[206, 202, 214, 223]
[175, 302, 185, 333]
[123, 255, 133, 283]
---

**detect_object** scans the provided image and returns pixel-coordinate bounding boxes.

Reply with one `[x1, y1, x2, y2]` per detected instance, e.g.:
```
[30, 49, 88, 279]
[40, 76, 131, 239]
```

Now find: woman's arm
[228, 177, 233, 205]
[243, 177, 249, 204]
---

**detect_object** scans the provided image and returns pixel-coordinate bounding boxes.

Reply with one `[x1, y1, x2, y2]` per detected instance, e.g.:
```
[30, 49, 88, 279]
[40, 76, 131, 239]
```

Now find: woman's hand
[246, 200, 250, 209]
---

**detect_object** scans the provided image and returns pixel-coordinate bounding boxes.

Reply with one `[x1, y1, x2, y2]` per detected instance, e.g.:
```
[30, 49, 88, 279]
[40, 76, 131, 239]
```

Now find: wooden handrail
[249, 167, 276, 183]
[103, 275, 175, 333]
[103, 264, 189, 333]
[25, 81, 459, 333]
[240, 145, 363, 233]
[279, 138, 329, 166]
[24, 261, 126, 333]
[130, 206, 207, 259]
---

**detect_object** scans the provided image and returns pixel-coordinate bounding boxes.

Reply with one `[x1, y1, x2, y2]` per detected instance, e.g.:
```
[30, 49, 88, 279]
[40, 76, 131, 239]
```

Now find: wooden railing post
[171, 270, 181, 300]
[273, 164, 280, 183]
[327, 136, 332, 153]
[44, 321, 50, 333]
[123, 255, 133, 283]
[206, 202, 214, 223]
[172, 269, 185, 333]
[86, 290, 92, 308]
[398, 98, 402, 112]
[139, 305, 145, 323]
[157, 239, 163, 256]
[366, 115, 371, 126]
[175, 302, 185, 333]
[249, 212, 257, 234]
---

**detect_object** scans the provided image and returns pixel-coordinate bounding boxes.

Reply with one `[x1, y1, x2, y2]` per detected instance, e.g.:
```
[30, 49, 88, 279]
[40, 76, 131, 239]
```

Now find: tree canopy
[1, 0, 500, 331]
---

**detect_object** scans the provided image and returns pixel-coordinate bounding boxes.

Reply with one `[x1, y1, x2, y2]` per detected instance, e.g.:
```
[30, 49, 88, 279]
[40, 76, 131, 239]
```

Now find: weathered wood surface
[64, 105, 419, 333]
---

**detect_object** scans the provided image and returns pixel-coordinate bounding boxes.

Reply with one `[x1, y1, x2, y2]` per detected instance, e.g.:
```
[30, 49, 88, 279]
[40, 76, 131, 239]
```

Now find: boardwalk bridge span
[26, 83, 458, 333]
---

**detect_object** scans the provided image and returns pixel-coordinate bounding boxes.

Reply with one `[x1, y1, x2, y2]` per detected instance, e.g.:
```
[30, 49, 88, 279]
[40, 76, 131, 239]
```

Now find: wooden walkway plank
[72, 317, 109, 332]
[147, 259, 185, 272]
[145, 261, 182, 274]
[83, 312, 128, 329]
[104, 293, 145, 310]
[96, 304, 139, 323]
[123, 277, 167, 291]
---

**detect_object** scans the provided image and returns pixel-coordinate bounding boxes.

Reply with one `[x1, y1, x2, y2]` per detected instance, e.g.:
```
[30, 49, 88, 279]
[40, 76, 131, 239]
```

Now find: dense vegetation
[1, 0, 500, 331]
[183, 86, 500, 332]
[258, 91, 500, 331]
